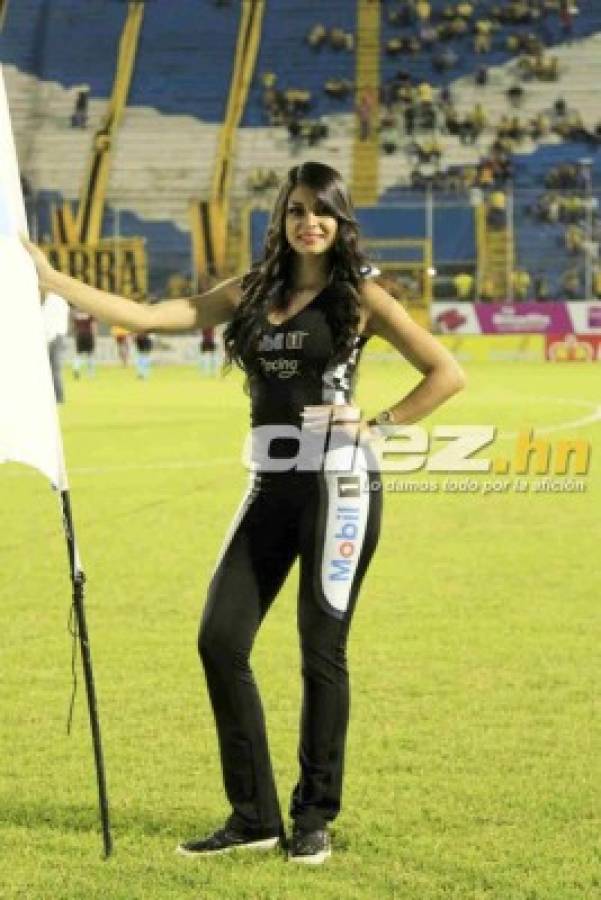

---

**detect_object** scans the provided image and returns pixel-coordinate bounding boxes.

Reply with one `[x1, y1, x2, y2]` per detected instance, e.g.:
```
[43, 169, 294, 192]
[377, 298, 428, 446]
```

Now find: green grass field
[1, 358, 599, 899]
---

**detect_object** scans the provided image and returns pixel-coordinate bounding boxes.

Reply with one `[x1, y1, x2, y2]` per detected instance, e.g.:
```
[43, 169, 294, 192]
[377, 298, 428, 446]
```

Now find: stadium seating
[512, 143, 601, 297]
[0, 0, 238, 121]
[380, 0, 601, 92]
[376, 2, 601, 297]
[1, 0, 125, 96]
[250, 201, 475, 268]
[242, 0, 357, 126]
[1, 0, 600, 295]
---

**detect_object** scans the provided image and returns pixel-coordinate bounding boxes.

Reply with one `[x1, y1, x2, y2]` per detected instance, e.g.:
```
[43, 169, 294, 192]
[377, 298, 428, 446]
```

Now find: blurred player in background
[198, 326, 220, 375]
[133, 331, 153, 379]
[71, 308, 96, 378]
[111, 324, 130, 367]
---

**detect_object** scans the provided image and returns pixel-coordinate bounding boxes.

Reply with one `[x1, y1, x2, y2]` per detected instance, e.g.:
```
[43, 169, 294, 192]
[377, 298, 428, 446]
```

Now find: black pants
[198, 456, 382, 834]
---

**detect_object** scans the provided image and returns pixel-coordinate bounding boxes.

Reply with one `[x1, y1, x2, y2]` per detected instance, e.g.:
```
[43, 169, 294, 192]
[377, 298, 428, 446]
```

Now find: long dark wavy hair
[223, 161, 367, 372]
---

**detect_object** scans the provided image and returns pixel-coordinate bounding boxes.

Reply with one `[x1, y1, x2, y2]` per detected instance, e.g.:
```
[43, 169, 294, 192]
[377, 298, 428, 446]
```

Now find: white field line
[69, 456, 238, 475]
[2, 399, 599, 479]
[497, 397, 601, 440]
[1, 456, 239, 478]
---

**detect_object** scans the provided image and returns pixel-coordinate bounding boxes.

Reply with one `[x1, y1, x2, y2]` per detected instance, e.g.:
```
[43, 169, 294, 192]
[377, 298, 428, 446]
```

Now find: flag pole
[0, 63, 111, 858]
[60, 489, 113, 858]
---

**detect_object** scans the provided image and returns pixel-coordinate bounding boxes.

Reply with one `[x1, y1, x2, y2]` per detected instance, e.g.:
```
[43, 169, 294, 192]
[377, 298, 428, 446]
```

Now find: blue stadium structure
[1, 0, 600, 298]
[1, 0, 238, 120]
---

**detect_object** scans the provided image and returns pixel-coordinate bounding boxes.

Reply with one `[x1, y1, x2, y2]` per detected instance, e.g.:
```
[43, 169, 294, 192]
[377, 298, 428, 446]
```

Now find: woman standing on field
[23, 161, 465, 864]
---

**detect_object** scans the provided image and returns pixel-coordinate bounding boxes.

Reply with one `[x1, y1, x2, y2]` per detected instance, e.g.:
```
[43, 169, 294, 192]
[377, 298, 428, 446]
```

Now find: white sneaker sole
[176, 836, 279, 857]
[288, 847, 332, 865]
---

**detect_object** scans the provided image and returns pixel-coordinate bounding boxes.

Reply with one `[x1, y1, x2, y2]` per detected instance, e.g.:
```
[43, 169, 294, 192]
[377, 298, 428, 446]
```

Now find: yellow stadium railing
[199, 0, 265, 277]
[0, 0, 9, 32]
[50, 2, 144, 248]
[352, 0, 381, 205]
[75, 0, 144, 245]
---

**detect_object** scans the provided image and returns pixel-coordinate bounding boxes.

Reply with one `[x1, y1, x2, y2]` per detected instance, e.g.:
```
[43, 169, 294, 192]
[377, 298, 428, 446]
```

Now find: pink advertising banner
[431, 302, 601, 335]
[475, 303, 573, 334]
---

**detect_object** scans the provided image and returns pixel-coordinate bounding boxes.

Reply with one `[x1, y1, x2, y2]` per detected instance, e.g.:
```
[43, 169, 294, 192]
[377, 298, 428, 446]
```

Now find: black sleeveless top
[244, 286, 368, 433]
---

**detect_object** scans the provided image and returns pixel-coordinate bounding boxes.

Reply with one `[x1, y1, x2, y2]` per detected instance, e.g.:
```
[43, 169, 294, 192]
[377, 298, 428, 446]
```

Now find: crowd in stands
[381, 0, 578, 64]
[248, 0, 600, 180]
[259, 72, 330, 150]
[307, 24, 355, 52]
[375, 0, 601, 191]
[383, 0, 579, 47]
[517, 158, 601, 300]
[253, 20, 357, 150]
[377, 66, 601, 187]
[426, 147, 601, 302]
[154, 0, 598, 306]
[445, 263, 601, 301]
[245, 2, 600, 299]
[247, 168, 279, 192]
[377, 75, 601, 192]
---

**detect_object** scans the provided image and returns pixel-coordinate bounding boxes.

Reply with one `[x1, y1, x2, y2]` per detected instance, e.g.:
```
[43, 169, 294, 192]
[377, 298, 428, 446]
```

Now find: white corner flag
[0, 67, 112, 856]
[0, 65, 68, 490]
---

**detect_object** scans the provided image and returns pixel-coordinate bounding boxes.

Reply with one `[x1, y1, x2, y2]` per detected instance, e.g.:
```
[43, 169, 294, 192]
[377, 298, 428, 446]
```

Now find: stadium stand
[512, 143, 601, 298]
[243, 1, 357, 126]
[0, 0, 238, 119]
[1, 0, 600, 299]
[1, 0, 236, 287]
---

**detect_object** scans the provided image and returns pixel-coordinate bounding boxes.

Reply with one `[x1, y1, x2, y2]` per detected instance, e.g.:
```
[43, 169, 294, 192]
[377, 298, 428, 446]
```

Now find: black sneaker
[177, 824, 280, 857]
[288, 826, 331, 865]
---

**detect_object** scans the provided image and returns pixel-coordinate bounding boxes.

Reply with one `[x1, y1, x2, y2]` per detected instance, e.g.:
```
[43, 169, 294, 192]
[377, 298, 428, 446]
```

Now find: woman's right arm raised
[21, 236, 242, 331]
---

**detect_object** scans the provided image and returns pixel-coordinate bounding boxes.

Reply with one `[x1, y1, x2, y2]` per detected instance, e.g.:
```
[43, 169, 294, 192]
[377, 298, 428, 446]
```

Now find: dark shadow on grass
[0, 798, 354, 857]
[0, 797, 196, 838]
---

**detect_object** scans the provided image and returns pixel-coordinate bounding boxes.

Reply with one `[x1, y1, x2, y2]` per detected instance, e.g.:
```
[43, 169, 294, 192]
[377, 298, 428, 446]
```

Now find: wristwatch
[374, 410, 395, 426]
[367, 409, 396, 436]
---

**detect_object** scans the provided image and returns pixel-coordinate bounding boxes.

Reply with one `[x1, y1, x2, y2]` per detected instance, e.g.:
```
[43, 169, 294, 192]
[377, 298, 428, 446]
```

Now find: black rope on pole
[60, 490, 113, 858]
[66, 602, 78, 736]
